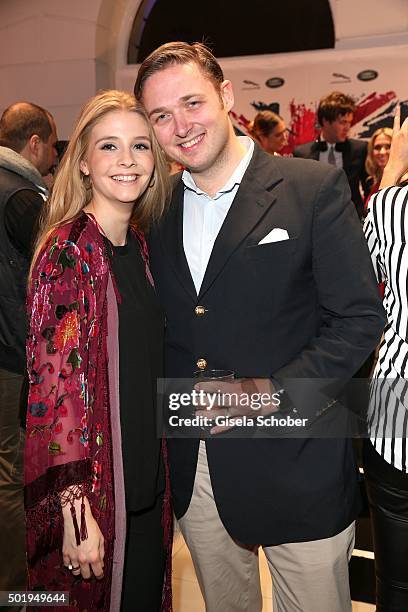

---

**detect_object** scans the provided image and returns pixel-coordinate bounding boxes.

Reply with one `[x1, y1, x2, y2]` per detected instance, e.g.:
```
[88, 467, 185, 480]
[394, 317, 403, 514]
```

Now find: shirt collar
[320, 137, 338, 147]
[182, 136, 254, 198]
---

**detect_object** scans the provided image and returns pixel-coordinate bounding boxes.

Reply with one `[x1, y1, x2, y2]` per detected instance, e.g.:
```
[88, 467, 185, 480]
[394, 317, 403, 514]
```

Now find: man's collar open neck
[186, 135, 248, 198]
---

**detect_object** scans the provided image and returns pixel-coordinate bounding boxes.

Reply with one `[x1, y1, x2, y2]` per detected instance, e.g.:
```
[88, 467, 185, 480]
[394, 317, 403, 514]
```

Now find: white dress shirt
[319, 143, 343, 168]
[182, 137, 254, 294]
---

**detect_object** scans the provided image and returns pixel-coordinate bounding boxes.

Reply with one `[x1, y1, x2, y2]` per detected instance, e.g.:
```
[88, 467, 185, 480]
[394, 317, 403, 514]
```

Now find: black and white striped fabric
[364, 184, 408, 471]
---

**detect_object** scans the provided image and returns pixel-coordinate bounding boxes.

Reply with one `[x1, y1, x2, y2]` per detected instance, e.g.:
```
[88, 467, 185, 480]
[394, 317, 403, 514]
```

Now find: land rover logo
[357, 70, 378, 82]
[265, 77, 285, 88]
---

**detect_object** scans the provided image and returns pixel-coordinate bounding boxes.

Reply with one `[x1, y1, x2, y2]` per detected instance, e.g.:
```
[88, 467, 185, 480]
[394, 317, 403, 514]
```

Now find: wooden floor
[172, 530, 376, 612]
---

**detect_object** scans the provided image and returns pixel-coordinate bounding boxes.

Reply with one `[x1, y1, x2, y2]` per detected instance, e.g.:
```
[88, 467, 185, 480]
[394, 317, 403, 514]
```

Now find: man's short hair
[134, 41, 224, 99]
[0, 102, 52, 153]
[317, 91, 356, 125]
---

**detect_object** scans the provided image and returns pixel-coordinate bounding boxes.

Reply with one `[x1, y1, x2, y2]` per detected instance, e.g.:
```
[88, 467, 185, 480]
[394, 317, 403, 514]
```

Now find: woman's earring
[81, 171, 92, 189]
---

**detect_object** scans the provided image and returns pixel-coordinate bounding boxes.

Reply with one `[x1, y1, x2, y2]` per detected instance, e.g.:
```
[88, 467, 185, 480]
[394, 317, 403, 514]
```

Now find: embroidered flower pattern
[54, 311, 80, 353]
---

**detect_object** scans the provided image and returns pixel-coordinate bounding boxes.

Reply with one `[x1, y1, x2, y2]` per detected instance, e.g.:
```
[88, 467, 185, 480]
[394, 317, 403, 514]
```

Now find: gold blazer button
[195, 306, 206, 316]
[196, 358, 207, 369]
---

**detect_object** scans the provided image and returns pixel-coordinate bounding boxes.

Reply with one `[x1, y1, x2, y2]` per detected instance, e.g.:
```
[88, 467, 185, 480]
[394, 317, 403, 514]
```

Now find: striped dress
[364, 184, 408, 471]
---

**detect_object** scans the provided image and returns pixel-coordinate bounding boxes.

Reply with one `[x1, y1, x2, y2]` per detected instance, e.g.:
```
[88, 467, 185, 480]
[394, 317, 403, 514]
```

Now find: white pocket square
[258, 228, 289, 245]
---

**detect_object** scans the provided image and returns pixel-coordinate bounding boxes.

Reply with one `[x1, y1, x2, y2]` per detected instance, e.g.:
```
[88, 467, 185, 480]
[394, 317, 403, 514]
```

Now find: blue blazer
[149, 145, 385, 545]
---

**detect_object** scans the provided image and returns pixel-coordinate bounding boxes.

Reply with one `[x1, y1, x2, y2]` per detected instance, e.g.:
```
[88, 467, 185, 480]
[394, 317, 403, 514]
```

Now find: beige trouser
[178, 441, 354, 612]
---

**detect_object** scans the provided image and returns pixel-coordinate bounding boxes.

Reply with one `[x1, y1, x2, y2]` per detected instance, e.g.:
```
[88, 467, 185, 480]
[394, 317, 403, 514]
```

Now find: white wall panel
[333, 0, 408, 40]
[0, 0, 407, 140]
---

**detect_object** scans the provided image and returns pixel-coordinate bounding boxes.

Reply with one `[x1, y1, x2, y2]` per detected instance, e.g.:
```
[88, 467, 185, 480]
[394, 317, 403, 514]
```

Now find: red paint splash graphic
[230, 106, 318, 154]
[231, 91, 397, 155]
[231, 103, 318, 154]
[353, 91, 396, 125]
[283, 100, 318, 154]
[230, 110, 251, 131]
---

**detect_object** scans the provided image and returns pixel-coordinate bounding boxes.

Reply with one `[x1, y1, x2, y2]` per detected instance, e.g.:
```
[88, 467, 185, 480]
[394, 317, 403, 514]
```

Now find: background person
[135, 41, 385, 612]
[364, 127, 393, 208]
[362, 106, 408, 612]
[0, 101, 57, 602]
[167, 155, 184, 175]
[378, 105, 408, 190]
[362, 128, 393, 299]
[24, 90, 171, 611]
[294, 91, 368, 218]
[248, 110, 288, 155]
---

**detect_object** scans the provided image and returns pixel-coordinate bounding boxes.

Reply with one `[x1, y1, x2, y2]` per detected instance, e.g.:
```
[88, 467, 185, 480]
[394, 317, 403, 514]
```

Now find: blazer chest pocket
[245, 237, 298, 261]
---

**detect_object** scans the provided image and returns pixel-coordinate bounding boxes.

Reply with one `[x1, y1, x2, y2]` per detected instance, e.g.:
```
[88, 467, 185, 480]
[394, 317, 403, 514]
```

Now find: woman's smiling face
[80, 109, 154, 209]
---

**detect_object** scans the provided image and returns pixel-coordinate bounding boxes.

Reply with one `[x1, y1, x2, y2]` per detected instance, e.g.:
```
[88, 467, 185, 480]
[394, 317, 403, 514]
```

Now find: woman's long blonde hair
[30, 90, 171, 278]
[365, 127, 393, 183]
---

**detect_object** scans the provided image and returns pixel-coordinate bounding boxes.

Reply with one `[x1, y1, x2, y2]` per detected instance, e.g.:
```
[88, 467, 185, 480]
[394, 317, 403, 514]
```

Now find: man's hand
[61, 495, 105, 580]
[380, 105, 408, 189]
[194, 377, 280, 434]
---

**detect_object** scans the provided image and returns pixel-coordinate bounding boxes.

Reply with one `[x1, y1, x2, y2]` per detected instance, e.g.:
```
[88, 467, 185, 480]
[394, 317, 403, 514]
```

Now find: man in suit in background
[135, 43, 385, 612]
[294, 91, 368, 218]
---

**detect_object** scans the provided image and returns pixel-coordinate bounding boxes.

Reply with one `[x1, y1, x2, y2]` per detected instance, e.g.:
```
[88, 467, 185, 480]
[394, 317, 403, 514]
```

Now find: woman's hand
[61, 494, 105, 580]
[380, 105, 408, 189]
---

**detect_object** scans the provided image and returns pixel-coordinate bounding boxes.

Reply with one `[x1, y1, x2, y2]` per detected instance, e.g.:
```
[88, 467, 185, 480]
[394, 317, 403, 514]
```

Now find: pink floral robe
[24, 213, 172, 611]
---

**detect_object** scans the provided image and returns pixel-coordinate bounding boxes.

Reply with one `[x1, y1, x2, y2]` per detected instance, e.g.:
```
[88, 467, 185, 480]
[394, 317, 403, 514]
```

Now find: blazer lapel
[341, 139, 352, 178]
[198, 147, 283, 299]
[309, 141, 320, 161]
[158, 178, 197, 301]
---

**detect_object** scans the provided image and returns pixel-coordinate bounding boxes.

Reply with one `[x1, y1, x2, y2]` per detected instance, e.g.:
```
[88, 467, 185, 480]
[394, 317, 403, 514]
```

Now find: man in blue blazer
[294, 91, 368, 218]
[135, 43, 385, 612]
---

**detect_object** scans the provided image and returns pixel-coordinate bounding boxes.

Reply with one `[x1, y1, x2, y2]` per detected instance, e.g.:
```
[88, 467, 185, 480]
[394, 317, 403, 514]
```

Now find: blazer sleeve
[273, 167, 385, 421]
[292, 144, 308, 158]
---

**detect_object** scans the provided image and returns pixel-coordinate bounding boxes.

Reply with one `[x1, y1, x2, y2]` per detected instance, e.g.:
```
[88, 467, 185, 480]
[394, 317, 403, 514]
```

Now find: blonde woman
[364, 127, 393, 208]
[24, 91, 171, 611]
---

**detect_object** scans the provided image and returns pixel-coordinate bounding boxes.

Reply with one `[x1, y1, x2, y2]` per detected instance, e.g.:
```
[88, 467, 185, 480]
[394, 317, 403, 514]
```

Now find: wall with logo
[115, 38, 408, 155]
[221, 44, 408, 153]
[0, 0, 407, 140]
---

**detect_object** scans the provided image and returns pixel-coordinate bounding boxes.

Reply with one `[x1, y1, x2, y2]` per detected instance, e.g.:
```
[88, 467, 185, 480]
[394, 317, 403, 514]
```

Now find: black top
[5, 189, 43, 256]
[4, 189, 43, 411]
[104, 233, 165, 512]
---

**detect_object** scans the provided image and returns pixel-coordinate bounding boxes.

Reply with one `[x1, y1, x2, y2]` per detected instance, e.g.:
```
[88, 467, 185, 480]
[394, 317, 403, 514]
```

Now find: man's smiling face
[141, 61, 234, 176]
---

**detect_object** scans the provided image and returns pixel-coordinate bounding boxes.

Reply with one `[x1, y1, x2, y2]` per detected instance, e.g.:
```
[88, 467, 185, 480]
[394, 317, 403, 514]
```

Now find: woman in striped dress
[363, 107, 408, 611]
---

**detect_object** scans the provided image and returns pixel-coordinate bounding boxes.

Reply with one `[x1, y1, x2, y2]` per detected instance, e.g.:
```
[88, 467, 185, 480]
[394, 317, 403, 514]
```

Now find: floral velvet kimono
[24, 213, 171, 611]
